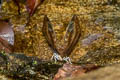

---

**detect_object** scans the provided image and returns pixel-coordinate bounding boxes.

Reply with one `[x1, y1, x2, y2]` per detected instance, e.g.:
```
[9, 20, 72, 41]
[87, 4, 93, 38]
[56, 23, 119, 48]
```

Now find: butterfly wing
[63, 15, 81, 57]
[42, 15, 59, 54]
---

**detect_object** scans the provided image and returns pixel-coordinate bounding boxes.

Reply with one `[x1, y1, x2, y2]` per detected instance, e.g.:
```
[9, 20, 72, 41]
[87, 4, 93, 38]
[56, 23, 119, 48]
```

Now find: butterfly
[42, 15, 81, 64]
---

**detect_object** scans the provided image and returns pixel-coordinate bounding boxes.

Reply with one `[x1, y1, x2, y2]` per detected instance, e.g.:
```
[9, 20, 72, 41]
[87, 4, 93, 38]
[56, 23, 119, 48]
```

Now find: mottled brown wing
[13, 0, 21, 14]
[0, 19, 14, 53]
[42, 15, 60, 54]
[63, 15, 81, 57]
[26, 0, 45, 26]
[0, 19, 14, 45]
[26, 0, 45, 16]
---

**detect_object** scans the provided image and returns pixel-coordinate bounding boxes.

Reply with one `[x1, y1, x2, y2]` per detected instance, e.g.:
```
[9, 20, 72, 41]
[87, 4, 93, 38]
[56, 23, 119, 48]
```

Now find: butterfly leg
[63, 57, 72, 64]
[51, 52, 62, 63]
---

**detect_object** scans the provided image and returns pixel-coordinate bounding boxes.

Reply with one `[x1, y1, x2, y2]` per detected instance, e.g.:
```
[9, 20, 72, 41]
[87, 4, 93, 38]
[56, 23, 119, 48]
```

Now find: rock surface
[63, 63, 120, 80]
[54, 63, 99, 80]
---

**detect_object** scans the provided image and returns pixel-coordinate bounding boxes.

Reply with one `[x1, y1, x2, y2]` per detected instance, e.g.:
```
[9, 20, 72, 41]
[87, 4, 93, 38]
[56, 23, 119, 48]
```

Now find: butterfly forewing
[42, 15, 59, 54]
[63, 15, 81, 57]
